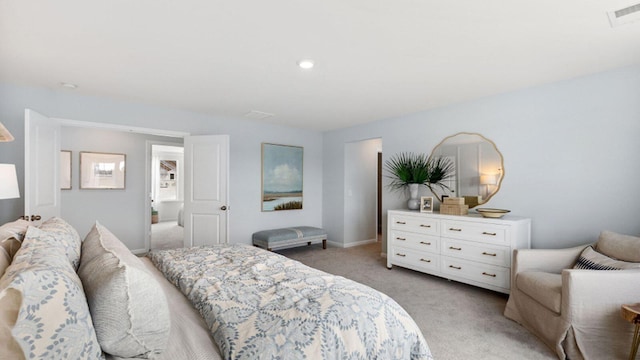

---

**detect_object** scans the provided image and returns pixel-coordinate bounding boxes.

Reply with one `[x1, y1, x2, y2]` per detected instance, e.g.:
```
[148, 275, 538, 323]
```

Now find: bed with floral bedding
[1, 217, 432, 360]
[148, 244, 433, 360]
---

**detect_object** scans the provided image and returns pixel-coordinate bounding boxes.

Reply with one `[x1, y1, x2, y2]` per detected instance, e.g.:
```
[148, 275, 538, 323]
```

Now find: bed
[0, 217, 433, 360]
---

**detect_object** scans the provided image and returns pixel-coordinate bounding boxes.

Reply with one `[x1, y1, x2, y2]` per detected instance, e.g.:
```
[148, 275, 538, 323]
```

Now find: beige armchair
[504, 231, 640, 360]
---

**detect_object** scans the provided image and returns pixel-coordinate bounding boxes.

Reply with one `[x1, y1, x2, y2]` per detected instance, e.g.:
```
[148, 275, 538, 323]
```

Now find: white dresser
[387, 210, 531, 294]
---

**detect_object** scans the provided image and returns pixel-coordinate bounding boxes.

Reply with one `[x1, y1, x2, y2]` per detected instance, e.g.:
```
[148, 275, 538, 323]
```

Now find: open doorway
[150, 144, 184, 250]
[343, 138, 382, 247]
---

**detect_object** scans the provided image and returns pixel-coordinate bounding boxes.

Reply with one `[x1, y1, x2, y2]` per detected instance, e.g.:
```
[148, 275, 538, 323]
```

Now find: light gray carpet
[278, 242, 556, 360]
[151, 221, 184, 250]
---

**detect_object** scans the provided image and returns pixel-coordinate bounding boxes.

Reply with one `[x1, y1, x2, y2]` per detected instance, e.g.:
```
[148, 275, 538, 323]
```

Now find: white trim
[55, 118, 190, 138]
[327, 238, 377, 248]
[131, 248, 147, 255]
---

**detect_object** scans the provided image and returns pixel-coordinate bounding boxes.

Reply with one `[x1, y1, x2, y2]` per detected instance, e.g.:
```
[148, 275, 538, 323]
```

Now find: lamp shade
[480, 174, 498, 186]
[0, 164, 20, 199]
[0, 122, 15, 142]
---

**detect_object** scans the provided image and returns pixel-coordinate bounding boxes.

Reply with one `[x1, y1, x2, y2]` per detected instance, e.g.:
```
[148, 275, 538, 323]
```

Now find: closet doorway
[150, 143, 184, 250]
[343, 138, 382, 247]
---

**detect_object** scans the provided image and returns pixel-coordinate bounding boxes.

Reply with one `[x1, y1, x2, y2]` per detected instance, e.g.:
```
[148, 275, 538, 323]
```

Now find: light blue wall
[323, 64, 640, 251]
[2, 64, 639, 251]
[0, 84, 323, 247]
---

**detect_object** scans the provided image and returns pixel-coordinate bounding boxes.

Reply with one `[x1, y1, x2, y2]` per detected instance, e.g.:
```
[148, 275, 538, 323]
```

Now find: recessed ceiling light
[297, 60, 314, 70]
[60, 82, 78, 89]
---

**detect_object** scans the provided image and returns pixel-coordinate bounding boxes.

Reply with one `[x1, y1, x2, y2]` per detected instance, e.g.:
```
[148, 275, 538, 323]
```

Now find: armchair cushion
[596, 230, 640, 262]
[573, 246, 640, 270]
[516, 271, 562, 313]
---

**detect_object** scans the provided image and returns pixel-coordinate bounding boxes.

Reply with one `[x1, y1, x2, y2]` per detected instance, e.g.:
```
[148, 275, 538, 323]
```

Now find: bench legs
[310, 239, 327, 249]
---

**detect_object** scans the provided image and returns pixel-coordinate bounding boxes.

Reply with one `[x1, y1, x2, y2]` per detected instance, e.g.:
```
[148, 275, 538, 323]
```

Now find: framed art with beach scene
[262, 143, 303, 211]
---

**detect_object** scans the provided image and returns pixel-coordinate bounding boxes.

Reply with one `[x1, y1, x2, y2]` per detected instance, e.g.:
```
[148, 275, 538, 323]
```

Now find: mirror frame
[428, 132, 504, 207]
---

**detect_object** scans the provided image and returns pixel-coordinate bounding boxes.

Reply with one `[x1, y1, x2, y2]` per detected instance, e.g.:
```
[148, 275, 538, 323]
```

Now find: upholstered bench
[252, 226, 327, 251]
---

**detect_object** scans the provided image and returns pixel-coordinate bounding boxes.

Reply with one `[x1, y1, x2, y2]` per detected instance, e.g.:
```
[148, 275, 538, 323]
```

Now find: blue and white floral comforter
[148, 244, 433, 360]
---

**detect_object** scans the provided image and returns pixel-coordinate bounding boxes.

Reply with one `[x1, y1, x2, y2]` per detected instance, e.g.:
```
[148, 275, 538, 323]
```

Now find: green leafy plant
[385, 152, 455, 193]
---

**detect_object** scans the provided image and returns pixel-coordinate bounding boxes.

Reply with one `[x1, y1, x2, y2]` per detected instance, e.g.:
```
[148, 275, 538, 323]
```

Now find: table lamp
[0, 164, 20, 200]
[480, 174, 498, 199]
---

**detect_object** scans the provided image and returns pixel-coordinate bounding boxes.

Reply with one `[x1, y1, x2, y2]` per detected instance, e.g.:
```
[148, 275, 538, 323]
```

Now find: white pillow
[78, 222, 170, 358]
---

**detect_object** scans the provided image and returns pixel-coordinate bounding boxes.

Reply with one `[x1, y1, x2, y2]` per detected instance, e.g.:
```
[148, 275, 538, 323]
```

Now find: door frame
[53, 117, 190, 253]
[145, 140, 185, 251]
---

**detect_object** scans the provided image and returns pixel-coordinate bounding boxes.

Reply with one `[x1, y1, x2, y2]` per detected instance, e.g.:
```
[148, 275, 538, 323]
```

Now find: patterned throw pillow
[79, 222, 170, 358]
[0, 226, 103, 360]
[37, 217, 82, 270]
[573, 246, 640, 270]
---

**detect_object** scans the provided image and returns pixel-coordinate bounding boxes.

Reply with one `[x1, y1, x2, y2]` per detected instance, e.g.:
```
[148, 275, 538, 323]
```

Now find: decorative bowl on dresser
[387, 210, 531, 294]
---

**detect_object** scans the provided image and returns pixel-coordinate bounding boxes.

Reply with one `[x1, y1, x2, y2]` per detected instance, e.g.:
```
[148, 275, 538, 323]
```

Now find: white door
[24, 109, 61, 222]
[183, 135, 229, 246]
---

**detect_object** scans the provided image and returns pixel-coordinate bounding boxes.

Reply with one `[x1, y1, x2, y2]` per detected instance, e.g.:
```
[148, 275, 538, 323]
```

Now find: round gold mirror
[428, 132, 504, 208]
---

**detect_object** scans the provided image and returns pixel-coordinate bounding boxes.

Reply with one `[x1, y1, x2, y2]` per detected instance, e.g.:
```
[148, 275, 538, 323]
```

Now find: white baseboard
[132, 248, 147, 255]
[327, 238, 377, 249]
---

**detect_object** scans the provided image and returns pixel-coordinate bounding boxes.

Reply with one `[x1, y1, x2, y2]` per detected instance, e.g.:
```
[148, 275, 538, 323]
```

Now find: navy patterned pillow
[573, 246, 640, 270]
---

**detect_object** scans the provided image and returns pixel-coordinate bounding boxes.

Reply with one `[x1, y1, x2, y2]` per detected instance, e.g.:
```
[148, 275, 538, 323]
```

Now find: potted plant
[385, 152, 454, 209]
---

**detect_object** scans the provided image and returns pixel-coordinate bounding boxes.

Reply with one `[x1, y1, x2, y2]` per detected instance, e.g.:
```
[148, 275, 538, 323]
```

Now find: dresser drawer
[390, 214, 439, 235]
[441, 220, 508, 245]
[389, 245, 440, 272]
[441, 256, 510, 289]
[441, 239, 510, 267]
[389, 231, 440, 254]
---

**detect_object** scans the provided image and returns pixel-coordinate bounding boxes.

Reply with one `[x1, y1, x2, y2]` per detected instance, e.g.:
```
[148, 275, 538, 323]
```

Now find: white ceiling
[1, 1, 639, 131]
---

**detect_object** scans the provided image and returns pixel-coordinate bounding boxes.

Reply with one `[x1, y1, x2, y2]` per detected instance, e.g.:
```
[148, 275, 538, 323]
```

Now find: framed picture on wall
[261, 143, 303, 211]
[60, 150, 72, 190]
[420, 196, 433, 213]
[80, 151, 126, 189]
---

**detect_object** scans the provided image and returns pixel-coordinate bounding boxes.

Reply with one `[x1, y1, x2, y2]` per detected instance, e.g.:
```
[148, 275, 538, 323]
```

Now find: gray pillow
[596, 230, 640, 262]
[78, 222, 170, 358]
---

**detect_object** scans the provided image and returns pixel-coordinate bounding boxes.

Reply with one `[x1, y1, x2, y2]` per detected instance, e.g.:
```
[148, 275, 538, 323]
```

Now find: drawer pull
[420, 241, 431, 245]
[482, 272, 497, 278]
[420, 259, 431, 263]
[449, 228, 462, 232]
[449, 246, 462, 251]
[396, 221, 407, 225]
[482, 252, 497, 257]
[396, 237, 406, 241]
[396, 253, 406, 257]
[449, 265, 462, 270]
[482, 232, 497, 236]
[420, 224, 431, 228]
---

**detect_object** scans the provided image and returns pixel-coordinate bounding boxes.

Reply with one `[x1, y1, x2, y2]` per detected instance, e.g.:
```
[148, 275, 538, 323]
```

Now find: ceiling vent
[608, 3, 640, 27]
[244, 110, 275, 120]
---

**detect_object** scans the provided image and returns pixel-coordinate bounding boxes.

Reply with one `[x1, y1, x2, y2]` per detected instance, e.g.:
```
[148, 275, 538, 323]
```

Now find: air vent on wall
[608, 3, 640, 27]
[244, 110, 275, 120]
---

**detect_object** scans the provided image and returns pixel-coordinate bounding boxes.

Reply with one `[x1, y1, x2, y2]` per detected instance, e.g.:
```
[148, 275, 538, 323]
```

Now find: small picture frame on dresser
[420, 196, 433, 213]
